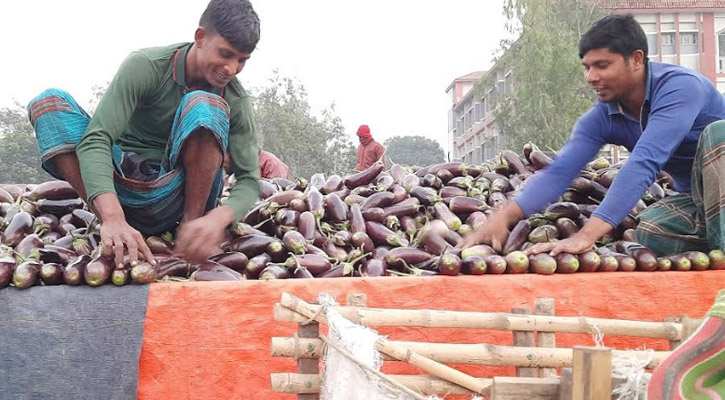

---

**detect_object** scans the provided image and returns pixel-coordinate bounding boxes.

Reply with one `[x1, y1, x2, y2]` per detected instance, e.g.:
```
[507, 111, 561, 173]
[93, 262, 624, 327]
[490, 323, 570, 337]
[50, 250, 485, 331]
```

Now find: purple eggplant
[84, 255, 115, 287]
[0, 253, 17, 288]
[155, 257, 191, 279]
[543, 202, 580, 221]
[461, 255, 487, 275]
[246, 254, 272, 279]
[360, 259, 387, 277]
[502, 220, 531, 255]
[192, 261, 244, 281]
[12, 260, 41, 289]
[283, 230, 308, 254]
[402, 174, 421, 192]
[112, 268, 132, 286]
[297, 211, 317, 241]
[147, 236, 173, 255]
[2, 211, 33, 246]
[64, 255, 91, 285]
[409, 186, 441, 206]
[345, 162, 385, 189]
[283, 254, 332, 276]
[684, 251, 710, 271]
[529, 253, 557, 275]
[438, 253, 462, 276]
[365, 221, 408, 247]
[36, 198, 84, 216]
[554, 253, 580, 274]
[321, 174, 343, 195]
[15, 234, 45, 259]
[351, 232, 375, 253]
[226, 234, 279, 258]
[324, 193, 348, 222]
[555, 217, 580, 239]
[361, 207, 385, 223]
[385, 247, 433, 269]
[28, 180, 78, 201]
[578, 251, 601, 272]
[528, 225, 559, 243]
[259, 265, 291, 280]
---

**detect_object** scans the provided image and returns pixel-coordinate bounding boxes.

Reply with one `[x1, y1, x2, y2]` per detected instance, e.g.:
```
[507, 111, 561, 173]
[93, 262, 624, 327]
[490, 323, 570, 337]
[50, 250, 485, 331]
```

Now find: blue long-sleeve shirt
[515, 61, 725, 227]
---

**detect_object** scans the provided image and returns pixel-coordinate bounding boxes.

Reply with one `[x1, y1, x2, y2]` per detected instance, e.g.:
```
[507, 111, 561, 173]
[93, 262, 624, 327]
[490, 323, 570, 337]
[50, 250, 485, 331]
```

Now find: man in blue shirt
[460, 14, 725, 256]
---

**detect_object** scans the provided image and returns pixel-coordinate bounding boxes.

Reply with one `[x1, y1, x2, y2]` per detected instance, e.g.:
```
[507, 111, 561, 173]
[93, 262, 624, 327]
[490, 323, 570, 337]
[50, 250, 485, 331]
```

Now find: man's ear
[632, 49, 646, 70]
[194, 27, 207, 48]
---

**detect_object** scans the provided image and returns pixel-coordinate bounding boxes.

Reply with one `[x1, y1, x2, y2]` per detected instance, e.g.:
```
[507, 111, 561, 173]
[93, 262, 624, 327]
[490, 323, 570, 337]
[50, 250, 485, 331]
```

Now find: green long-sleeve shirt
[76, 43, 259, 220]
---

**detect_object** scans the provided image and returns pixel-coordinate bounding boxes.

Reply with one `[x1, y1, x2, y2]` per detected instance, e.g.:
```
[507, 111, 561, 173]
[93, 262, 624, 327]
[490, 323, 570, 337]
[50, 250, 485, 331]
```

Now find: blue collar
[605, 60, 651, 116]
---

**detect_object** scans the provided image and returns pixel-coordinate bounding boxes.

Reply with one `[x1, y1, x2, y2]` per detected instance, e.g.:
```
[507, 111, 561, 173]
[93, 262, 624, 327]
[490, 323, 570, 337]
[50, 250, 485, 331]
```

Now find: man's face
[581, 48, 642, 103]
[195, 28, 252, 88]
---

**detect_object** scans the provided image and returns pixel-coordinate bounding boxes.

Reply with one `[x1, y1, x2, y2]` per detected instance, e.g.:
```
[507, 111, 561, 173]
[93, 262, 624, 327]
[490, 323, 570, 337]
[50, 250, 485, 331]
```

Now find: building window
[680, 32, 698, 55]
[662, 33, 676, 56]
[639, 22, 658, 56]
[719, 31, 725, 72]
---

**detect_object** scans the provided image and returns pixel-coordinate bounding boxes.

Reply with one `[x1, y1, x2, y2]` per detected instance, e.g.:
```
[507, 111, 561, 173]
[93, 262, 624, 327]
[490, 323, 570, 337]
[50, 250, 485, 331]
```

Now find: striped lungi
[647, 290, 725, 399]
[28, 88, 229, 235]
[635, 121, 725, 256]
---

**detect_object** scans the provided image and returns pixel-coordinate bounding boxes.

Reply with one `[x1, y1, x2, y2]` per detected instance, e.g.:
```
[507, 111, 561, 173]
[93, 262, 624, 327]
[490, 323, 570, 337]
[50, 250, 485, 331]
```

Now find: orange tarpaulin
[138, 271, 725, 399]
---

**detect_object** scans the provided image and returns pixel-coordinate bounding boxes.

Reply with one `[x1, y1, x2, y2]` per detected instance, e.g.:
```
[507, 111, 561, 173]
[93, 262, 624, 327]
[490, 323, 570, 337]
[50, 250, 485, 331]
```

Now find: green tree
[251, 73, 357, 179]
[480, 0, 606, 153]
[0, 104, 52, 184]
[383, 135, 445, 167]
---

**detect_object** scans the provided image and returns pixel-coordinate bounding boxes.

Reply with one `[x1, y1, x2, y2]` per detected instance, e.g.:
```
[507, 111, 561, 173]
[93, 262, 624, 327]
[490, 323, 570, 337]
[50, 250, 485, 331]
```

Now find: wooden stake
[297, 314, 319, 400]
[512, 307, 537, 377]
[535, 298, 557, 378]
[273, 302, 684, 340]
[279, 292, 489, 395]
[491, 376, 560, 400]
[572, 346, 612, 400]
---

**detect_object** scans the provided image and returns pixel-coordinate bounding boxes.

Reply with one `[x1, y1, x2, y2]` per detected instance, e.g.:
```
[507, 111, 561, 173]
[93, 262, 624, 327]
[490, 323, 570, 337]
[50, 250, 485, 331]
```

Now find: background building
[447, 0, 725, 163]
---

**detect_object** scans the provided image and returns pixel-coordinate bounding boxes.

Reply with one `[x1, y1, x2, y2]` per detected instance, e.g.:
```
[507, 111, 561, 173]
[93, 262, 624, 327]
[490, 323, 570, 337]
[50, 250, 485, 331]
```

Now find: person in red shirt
[355, 124, 385, 171]
[258, 149, 290, 179]
[224, 149, 289, 183]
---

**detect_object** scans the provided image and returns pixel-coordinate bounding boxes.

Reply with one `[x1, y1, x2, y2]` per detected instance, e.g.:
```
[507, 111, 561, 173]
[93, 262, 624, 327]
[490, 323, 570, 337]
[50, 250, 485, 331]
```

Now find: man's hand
[523, 216, 613, 256]
[523, 233, 595, 256]
[174, 206, 235, 263]
[100, 218, 155, 269]
[94, 193, 155, 269]
[457, 212, 509, 251]
[457, 203, 524, 252]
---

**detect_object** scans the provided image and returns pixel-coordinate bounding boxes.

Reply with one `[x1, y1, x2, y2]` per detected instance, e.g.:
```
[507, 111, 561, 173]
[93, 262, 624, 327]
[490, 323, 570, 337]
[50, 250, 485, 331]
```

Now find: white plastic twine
[590, 324, 651, 400]
[317, 292, 483, 400]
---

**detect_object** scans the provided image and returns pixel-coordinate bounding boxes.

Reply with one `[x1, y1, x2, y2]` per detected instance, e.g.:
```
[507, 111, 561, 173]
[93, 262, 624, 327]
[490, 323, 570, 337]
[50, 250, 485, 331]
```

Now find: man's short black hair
[579, 14, 648, 60]
[199, 0, 260, 53]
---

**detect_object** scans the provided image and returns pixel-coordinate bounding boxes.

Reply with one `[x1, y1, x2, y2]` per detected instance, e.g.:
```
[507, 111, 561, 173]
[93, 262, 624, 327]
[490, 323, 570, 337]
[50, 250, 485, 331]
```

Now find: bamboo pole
[512, 307, 537, 377]
[273, 301, 684, 340]
[271, 336, 669, 369]
[535, 298, 557, 378]
[270, 373, 494, 395]
[280, 292, 489, 395]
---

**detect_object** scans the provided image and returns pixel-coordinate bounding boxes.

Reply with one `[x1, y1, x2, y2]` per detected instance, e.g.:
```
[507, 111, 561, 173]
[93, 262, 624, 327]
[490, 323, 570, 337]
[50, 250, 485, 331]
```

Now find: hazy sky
[0, 1, 508, 154]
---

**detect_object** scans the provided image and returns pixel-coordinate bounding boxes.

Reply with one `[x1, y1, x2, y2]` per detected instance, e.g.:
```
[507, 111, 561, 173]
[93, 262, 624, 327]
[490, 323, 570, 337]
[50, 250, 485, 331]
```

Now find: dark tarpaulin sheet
[0, 285, 149, 400]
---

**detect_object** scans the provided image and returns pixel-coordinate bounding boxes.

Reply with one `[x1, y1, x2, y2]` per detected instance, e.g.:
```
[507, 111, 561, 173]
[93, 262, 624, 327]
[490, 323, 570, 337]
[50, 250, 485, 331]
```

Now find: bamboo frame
[273, 301, 685, 340]
[270, 373, 495, 395]
[271, 336, 669, 369]
[280, 292, 489, 395]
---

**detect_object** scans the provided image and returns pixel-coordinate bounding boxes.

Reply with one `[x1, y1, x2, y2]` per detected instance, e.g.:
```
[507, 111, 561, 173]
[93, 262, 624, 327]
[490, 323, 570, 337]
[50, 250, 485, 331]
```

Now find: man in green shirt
[28, 0, 261, 266]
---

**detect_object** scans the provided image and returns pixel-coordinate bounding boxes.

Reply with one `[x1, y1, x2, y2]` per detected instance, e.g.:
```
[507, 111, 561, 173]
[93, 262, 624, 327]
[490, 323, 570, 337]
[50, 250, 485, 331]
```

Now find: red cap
[357, 124, 371, 138]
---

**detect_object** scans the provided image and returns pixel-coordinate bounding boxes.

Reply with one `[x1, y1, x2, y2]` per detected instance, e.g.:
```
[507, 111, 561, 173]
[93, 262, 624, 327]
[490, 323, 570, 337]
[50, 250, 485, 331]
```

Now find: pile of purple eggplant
[216, 143, 725, 280]
[3, 143, 725, 289]
[0, 181, 194, 289]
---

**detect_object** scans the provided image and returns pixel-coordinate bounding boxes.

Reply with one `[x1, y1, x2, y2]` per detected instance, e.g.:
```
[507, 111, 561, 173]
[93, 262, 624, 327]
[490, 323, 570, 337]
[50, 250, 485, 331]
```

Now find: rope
[301, 303, 328, 326]
[319, 333, 429, 400]
[590, 324, 651, 400]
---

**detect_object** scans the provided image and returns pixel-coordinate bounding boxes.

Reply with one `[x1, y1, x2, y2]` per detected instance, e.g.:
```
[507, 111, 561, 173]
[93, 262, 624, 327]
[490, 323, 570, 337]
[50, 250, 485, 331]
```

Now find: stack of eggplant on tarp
[1, 143, 724, 288]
